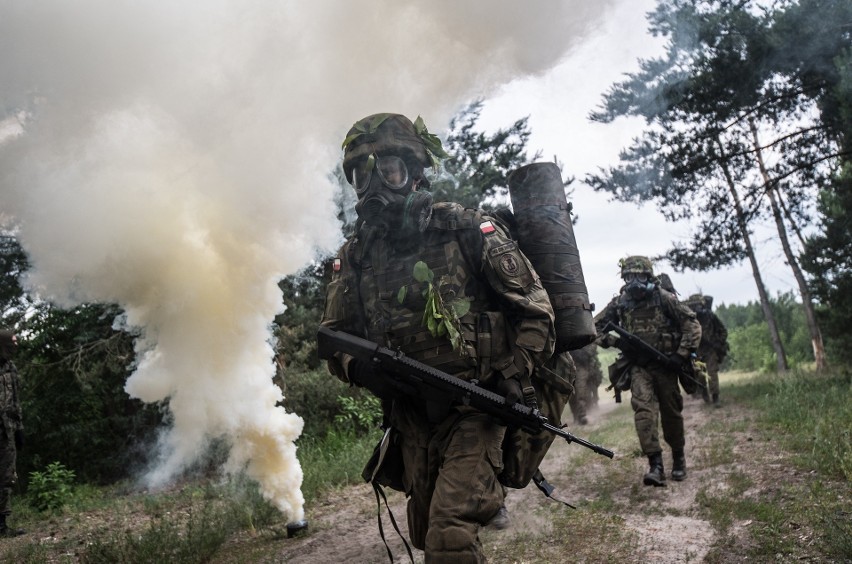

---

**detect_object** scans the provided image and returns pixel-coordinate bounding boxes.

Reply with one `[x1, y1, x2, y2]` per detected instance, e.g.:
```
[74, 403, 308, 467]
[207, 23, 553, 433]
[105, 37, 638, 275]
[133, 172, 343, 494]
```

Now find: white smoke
[0, 0, 617, 521]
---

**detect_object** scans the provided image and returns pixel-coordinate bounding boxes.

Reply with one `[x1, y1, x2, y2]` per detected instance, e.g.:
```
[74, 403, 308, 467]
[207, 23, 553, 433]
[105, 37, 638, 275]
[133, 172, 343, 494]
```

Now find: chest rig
[617, 290, 680, 355]
[349, 208, 501, 378]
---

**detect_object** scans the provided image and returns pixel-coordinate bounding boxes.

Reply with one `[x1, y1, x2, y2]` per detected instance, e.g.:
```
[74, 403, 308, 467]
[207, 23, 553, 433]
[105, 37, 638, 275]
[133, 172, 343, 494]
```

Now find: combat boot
[642, 453, 666, 487]
[672, 450, 687, 481]
[0, 515, 24, 537]
[486, 504, 510, 530]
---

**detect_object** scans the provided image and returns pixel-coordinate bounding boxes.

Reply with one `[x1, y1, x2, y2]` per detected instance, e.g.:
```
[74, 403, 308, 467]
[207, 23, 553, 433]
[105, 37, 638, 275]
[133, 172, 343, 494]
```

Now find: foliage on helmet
[619, 255, 654, 276]
[341, 113, 448, 183]
[686, 293, 705, 308]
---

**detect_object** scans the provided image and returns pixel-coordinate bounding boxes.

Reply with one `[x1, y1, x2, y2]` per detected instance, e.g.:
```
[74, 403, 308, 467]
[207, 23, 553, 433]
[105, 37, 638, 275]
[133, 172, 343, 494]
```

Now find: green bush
[334, 393, 382, 433]
[280, 368, 349, 439]
[28, 461, 76, 513]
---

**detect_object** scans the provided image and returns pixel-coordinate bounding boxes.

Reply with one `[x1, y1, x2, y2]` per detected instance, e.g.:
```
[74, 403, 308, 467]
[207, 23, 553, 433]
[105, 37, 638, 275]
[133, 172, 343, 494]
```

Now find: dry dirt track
[251, 391, 738, 564]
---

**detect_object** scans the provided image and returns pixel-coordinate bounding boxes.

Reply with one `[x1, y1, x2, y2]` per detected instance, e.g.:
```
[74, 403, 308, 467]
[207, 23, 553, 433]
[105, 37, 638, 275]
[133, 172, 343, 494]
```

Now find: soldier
[685, 294, 728, 407]
[594, 257, 701, 487]
[571, 343, 603, 414]
[569, 342, 603, 423]
[0, 330, 24, 537]
[321, 113, 555, 562]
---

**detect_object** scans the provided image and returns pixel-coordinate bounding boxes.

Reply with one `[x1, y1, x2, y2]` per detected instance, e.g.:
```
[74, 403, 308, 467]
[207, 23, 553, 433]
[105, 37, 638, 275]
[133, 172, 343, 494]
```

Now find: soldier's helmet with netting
[620, 256, 654, 278]
[686, 293, 706, 312]
[341, 113, 445, 185]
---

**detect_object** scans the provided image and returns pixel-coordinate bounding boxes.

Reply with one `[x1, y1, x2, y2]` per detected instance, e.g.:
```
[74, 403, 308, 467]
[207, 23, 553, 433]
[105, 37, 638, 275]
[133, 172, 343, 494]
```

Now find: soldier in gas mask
[0, 330, 24, 537]
[321, 113, 555, 562]
[595, 257, 701, 487]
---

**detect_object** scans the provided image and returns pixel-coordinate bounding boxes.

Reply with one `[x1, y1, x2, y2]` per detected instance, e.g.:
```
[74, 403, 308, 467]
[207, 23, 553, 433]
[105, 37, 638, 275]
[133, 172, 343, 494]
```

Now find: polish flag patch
[333, 258, 341, 272]
[479, 221, 496, 234]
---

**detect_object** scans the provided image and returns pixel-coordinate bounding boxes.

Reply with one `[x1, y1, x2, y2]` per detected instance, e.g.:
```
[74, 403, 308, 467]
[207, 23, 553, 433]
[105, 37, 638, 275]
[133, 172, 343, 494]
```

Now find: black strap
[532, 469, 576, 509]
[372, 481, 414, 564]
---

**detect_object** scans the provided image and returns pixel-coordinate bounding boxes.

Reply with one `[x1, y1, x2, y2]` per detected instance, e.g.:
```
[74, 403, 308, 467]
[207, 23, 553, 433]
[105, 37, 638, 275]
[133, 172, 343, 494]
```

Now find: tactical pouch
[362, 427, 405, 492]
[678, 359, 705, 395]
[499, 355, 572, 489]
[607, 355, 633, 403]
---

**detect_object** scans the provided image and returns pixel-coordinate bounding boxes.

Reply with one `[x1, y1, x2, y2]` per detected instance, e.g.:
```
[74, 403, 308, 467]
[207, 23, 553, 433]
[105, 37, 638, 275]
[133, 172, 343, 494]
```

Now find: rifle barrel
[543, 422, 615, 459]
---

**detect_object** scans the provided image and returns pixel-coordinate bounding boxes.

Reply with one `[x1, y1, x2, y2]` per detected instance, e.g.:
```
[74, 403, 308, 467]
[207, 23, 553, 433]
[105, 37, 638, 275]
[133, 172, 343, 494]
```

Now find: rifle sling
[371, 482, 414, 564]
[532, 469, 576, 510]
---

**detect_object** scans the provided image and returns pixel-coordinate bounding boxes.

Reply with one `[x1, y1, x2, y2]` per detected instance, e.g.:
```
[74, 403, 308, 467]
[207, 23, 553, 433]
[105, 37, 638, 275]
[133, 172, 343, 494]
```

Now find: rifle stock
[317, 326, 614, 459]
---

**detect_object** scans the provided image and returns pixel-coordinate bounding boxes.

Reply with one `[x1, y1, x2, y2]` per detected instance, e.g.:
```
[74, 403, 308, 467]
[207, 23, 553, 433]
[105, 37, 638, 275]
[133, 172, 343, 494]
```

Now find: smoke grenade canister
[507, 162, 596, 352]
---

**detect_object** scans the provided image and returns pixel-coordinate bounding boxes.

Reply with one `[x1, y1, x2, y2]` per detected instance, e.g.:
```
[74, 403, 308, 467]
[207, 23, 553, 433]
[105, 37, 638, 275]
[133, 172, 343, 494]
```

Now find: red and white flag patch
[479, 221, 496, 234]
[333, 258, 341, 272]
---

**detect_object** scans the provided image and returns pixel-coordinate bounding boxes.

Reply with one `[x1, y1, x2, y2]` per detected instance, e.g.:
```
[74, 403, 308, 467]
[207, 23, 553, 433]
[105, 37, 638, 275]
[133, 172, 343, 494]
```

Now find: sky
[0, 0, 804, 520]
[478, 0, 801, 311]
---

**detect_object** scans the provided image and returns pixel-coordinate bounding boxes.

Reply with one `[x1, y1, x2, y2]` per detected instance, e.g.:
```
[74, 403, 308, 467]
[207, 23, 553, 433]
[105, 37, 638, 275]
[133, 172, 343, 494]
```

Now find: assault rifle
[317, 326, 614, 459]
[599, 321, 699, 394]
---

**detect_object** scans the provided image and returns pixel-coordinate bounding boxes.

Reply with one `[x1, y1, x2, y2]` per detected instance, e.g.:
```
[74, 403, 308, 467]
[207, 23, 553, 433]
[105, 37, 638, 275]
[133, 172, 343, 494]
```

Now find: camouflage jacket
[321, 202, 556, 386]
[695, 311, 729, 359]
[0, 360, 23, 438]
[570, 342, 603, 380]
[595, 287, 701, 359]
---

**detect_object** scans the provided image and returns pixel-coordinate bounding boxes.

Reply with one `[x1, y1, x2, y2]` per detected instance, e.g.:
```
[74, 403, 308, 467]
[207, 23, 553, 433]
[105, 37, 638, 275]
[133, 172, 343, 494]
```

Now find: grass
[0, 425, 382, 564]
[702, 368, 852, 561]
[297, 427, 382, 505]
[1, 368, 850, 563]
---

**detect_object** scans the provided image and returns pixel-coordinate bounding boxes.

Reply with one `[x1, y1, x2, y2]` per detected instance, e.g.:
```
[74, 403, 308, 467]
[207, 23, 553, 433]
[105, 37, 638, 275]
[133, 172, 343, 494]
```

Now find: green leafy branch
[398, 261, 470, 356]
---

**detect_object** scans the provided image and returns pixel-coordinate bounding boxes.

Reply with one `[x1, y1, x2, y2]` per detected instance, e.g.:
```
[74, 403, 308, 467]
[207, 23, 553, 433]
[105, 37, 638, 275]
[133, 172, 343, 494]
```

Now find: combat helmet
[686, 293, 707, 313]
[620, 256, 654, 277]
[341, 113, 447, 184]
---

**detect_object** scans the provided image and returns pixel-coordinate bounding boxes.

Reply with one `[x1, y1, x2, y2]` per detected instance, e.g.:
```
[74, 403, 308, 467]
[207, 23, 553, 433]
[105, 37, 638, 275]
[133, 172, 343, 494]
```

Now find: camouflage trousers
[567, 369, 587, 423]
[629, 365, 685, 455]
[703, 352, 721, 396]
[394, 404, 505, 564]
[0, 438, 17, 515]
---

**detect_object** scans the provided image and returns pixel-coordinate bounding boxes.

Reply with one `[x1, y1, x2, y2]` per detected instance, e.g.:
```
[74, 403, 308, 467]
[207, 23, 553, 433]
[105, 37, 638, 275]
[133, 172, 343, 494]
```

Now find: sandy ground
[260, 391, 729, 564]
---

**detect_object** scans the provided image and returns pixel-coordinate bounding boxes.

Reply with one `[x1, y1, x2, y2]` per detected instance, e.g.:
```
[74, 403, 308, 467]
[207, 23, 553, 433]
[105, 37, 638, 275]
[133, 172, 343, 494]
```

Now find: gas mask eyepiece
[352, 154, 410, 195]
[623, 272, 654, 299]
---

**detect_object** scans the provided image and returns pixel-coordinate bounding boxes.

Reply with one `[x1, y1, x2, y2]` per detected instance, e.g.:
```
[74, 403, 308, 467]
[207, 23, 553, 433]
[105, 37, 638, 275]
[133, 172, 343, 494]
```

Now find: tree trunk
[716, 137, 789, 372]
[748, 119, 827, 371]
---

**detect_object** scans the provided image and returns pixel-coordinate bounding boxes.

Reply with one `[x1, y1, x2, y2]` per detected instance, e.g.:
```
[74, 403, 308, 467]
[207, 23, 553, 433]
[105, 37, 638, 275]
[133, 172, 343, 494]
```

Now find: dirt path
[242, 392, 735, 564]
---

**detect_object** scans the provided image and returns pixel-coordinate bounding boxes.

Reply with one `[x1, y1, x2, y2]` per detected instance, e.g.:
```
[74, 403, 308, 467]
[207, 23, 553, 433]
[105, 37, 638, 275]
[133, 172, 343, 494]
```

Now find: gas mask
[623, 272, 655, 300]
[352, 153, 433, 236]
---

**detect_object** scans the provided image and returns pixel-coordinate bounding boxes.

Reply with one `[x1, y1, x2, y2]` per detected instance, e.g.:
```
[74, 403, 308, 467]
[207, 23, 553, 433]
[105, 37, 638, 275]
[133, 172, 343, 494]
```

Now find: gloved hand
[347, 359, 372, 387]
[668, 352, 687, 370]
[595, 333, 616, 349]
[13, 429, 23, 451]
[497, 377, 523, 406]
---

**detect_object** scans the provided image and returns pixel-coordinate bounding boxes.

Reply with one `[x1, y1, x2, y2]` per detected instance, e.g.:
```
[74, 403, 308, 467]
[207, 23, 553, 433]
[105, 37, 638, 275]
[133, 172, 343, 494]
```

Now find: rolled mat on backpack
[507, 162, 596, 353]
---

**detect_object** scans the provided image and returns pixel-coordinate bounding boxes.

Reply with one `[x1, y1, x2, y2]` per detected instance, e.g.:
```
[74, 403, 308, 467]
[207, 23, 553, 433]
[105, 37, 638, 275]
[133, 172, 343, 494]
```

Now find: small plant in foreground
[28, 461, 75, 512]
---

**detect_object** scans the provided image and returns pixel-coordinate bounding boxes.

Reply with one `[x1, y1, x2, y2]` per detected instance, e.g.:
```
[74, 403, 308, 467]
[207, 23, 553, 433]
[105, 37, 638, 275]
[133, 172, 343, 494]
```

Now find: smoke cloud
[0, 0, 616, 521]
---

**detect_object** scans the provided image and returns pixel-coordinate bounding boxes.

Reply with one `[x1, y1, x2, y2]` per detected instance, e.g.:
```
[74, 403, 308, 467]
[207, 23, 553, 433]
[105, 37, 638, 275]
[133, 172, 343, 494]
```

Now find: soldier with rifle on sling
[594, 256, 701, 487]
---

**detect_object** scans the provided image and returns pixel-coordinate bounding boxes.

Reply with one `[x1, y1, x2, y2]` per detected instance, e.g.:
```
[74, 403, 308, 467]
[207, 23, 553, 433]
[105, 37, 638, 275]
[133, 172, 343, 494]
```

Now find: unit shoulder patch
[499, 253, 520, 276]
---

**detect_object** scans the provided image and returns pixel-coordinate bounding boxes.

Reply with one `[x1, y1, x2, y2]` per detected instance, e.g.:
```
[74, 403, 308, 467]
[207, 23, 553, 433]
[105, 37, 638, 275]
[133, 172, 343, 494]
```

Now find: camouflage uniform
[322, 114, 555, 563]
[686, 294, 728, 404]
[570, 342, 603, 414]
[595, 257, 701, 485]
[0, 337, 22, 525]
